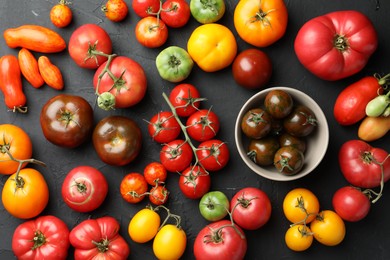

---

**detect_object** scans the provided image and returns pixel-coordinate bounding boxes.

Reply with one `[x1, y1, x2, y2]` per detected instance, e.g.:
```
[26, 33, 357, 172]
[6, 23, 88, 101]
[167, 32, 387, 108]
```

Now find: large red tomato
[294, 10, 377, 81]
[93, 56, 147, 108]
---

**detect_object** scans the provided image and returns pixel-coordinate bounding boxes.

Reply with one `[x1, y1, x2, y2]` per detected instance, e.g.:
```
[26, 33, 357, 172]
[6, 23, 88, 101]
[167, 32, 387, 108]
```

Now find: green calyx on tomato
[199, 191, 229, 221]
[190, 0, 226, 24]
[156, 46, 194, 83]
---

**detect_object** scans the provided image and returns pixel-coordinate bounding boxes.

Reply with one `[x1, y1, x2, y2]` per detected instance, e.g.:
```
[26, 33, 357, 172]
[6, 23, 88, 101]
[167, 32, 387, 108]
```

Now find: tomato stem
[94, 52, 118, 110]
[154, 205, 182, 229]
[367, 154, 389, 203]
[31, 231, 46, 249]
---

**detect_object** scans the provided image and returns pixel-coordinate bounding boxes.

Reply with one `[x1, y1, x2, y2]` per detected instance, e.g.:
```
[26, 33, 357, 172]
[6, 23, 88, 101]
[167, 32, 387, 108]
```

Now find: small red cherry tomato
[196, 139, 230, 172]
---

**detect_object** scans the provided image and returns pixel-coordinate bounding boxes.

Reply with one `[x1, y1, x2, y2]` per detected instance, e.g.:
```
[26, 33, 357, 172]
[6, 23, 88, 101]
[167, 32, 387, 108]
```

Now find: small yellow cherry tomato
[310, 210, 346, 246]
[153, 224, 187, 260]
[283, 188, 320, 224]
[187, 23, 237, 72]
[285, 224, 313, 252]
[128, 208, 161, 243]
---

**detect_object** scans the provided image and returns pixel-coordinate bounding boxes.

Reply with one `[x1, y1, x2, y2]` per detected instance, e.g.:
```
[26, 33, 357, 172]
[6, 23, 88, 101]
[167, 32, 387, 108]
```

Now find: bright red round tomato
[149, 185, 169, 205]
[160, 139, 193, 172]
[147, 111, 181, 143]
[178, 165, 211, 199]
[197, 139, 230, 172]
[143, 162, 168, 185]
[135, 16, 168, 48]
[169, 83, 203, 117]
[160, 0, 191, 28]
[120, 172, 148, 204]
[332, 186, 371, 222]
[294, 10, 378, 81]
[132, 0, 160, 18]
[232, 48, 272, 90]
[93, 56, 147, 108]
[68, 24, 112, 69]
[194, 220, 247, 260]
[12, 215, 70, 260]
[186, 109, 220, 142]
[102, 0, 128, 22]
[339, 140, 390, 188]
[61, 166, 108, 213]
[230, 187, 272, 230]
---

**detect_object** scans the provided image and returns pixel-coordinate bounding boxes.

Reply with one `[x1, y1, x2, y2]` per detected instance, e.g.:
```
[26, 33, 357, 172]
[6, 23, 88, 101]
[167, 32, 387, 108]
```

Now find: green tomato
[190, 0, 226, 24]
[199, 191, 229, 221]
[365, 92, 390, 117]
[156, 46, 194, 83]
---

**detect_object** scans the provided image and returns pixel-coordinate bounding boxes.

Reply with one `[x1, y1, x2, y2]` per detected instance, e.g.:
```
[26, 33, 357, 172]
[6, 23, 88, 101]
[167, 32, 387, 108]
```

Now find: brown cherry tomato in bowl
[274, 146, 304, 175]
[247, 136, 280, 166]
[264, 89, 294, 119]
[283, 105, 317, 137]
[278, 133, 306, 153]
[241, 108, 272, 139]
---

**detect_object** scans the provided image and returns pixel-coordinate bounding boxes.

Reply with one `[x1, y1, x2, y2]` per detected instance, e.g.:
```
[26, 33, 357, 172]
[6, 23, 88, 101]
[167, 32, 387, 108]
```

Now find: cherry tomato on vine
[147, 111, 181, 143]
[169, 83, 203, 117]
[283, 188, 320, 224]
[178, 165, 211, 199]
[50, 0, 73, 28]
[132, 0, 160, 18]
[197, 139, 230, 172]
[186, 109, 220, 142]
[160, 0, 191, 28]
[135, 16, 168, 48]
[102, 0, 128, 22]
[149, 185, 169, 205]
[160, 139, 193, 172]
[310, 210, 346, 246]
[285, 224, 313, 252]
[120, 172, 148, 204]
[144, 162, 168, 186]
[128, 208, 161, 243]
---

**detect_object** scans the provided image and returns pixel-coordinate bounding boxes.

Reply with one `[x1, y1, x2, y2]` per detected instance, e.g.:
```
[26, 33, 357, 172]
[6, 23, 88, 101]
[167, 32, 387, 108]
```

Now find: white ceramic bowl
[235, 87, 329, 181]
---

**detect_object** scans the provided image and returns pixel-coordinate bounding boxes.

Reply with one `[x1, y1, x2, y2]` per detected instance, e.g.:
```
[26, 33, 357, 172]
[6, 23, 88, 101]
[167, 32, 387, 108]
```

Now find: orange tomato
[283, 188, 320, 224]
[38, 56, 64, 90]
[234, 0, 288, 47]
[50, 0, 73, 28]
[285, 224, 313, 251]
[18, 48, 44, 89]
[2, 168, 49, 219]
[0, 124, 32, 175]
[358, 116, 390, 142]
[310, 210, 346, 246]
[102, 0, 129, 22]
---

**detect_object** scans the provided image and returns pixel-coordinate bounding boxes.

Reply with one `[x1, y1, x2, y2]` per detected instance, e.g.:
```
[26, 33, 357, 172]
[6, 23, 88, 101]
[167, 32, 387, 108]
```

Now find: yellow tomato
[283, 188, 320, 224]
[2, 168, 49, 219]
[310, 210, 346, 246]
[285, 224, 313, 252]
[187, 23, 237, 72]
[234, 0, 288, 47]
[128, 208, 161, 243]
[153, 224, 187, 260]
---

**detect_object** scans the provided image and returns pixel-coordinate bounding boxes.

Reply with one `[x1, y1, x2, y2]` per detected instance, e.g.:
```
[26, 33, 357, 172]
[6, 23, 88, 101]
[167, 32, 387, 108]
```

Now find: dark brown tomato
[264, 89, 293, 119]
[279, 133, 306, 153]
[274, 146, 304, 175]
[247, 136, 280, 166]
[241, 108, 272, 139]
[283, 105, 317, 137]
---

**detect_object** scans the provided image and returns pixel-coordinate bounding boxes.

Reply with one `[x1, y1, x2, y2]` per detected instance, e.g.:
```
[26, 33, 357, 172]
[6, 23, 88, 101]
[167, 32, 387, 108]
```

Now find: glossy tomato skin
[50, 1, 73, 28]
[179, 165, 211, 199]
[332, 186, 371, 222]
[153, 224, 187, 260]
[120, 173, 148, 203]
[197, 139, 230, 172]
[264, 89, 294, 119]
[40, 94, 94, 148]
[69, 216, 130, 260]
[149, 185, 169, 205]
[339, 140, 390, 188]
[232, 49, 272, 90]
[283, 188, 320, 224]
[194, 220, 247, 260]
[248, 137, 280, 166]
[160, 0, 191, 28]
[132, 0, 160, 18]
[241, 108, 272, 139]
[169, 83, 202, 117]
[143, 162, 168, 185]
[103, 0, 128, 22]
[128, 208, 161, 243]
[93, 116, 142, 166]
[294, 10, 377, 81]
[186, 109, 220, 142]
[61, 166, 108, 213]
[0, 124, 32, 175]
[135, 16, 168, 48]
[12, 215, 70, 260]
[68, 24, 112, 69]
[230, 187, 272, 230]
[274, 146, 304, 175]
[199, 191, 229, 221]
[310, 210, 346, 246]
[94, 56, 147, 108]
[147, 111, 181, 143]
[160, 139, 193, 172]
[283, 105, 317, 137]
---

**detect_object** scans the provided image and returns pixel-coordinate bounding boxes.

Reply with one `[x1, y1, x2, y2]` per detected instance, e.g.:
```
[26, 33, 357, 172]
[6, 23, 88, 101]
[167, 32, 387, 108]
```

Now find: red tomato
[160, 0, 191, 28]
[160, 139, 193, 172]
[144, 162, 168, 185]
[132, 0, 160, 18]
[230, 187, 272, 230]
[102, 0, 128, 22]
[197, 139, 230, 172]
[50, 0, 73, 28]
[194, 220, 247, 260]
[93, 56, 147, 108]
[12, 215, 70, 260]
[339, 140, 390, 188]
[149, 185, 169, 205]
[135, 16, 168, 48]
[147, 111, 181, 143]
[294, 10, 377, 81]
[332, 186, 371, 222]
[61, 166, 108, 213]
[68, 24, 112, 69]
[232, 48, 272, 90]
[169, 83, 203, 117]
[120, 172, 148, 203]
[69, 216, 130, 260]
[178, 165, 211, 199]
[333, 75, 385, 125]
[186, 109, 220, 142]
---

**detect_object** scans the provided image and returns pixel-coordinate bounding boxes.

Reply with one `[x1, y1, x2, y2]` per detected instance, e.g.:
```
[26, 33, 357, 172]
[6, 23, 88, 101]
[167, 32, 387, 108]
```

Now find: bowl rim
[234, 86, 329, 181]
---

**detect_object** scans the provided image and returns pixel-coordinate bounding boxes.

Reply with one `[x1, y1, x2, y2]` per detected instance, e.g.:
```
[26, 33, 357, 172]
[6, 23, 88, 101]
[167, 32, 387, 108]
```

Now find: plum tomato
[178, 165, 211, 199]
[93, 116, 142, 166]
[283, 188, 320, 224]
[264, 89, 293, 119]
[40, 94, 94, 149]
[128, 208, 161, 243]
[149, 185, 169, 205]
[160, 0, 191, 28]
[160, 139, 193, 172]
[135, 16, 168, 48]
[147, 111, 181, 143]
[283, 105, 317, 137]
[196, 139, 230, 172]
[247, 136, 280, 166]
[232, 48, 272, 90]
[120, 172, 148, 204]
[153, 224, 187, 260]
[241, 108, 272, 139]
[274, 146, 304, 175]
[168, 83, 204, 117]
[186, 109, 220, 142]
[143, 162, 168, 186]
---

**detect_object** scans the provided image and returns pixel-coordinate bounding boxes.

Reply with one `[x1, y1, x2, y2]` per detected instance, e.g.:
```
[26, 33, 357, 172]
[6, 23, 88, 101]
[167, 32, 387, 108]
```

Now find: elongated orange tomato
[18, 48, 44, 88]
[234, 0, 288, 47]
[4, 25, 66, 53]
[38, 56, 64, 90]
[0, 55, 27, 111]
[358, 116, 390, 142]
